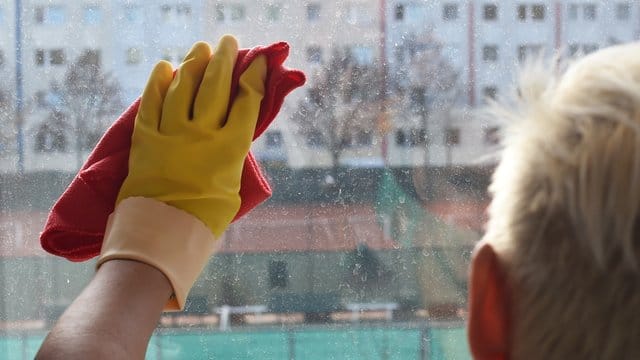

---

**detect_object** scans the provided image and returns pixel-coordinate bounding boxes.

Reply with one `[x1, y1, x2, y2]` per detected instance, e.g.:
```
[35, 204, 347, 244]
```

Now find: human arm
[37, 35, 266, 358]
[36, 260, 172, 359]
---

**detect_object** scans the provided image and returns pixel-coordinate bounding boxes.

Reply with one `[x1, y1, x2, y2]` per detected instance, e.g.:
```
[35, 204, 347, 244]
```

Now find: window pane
[49, 49, 65, 65]
[517, 5, 526, 20]
[83, 6, 102, 25]
[126, 47, 141, 65]
[483, 4, 497, 20]
[2, 2, 632, 359]
[231, 4, 246, 20]
[532, 4, 545, 20]
[443, 4, 458, 20]
[616, 2, 630, 20]
[307, 3, 321, 20]
[266, 3, 281, 22]
[584, 4, 597, 20]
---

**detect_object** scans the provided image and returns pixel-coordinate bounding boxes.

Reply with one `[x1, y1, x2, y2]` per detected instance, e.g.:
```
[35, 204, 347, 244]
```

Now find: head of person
[468, 43, 640, 359]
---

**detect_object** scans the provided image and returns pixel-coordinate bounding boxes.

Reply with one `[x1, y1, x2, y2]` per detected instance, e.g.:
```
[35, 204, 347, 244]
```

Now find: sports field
[0, 323, 470, 359]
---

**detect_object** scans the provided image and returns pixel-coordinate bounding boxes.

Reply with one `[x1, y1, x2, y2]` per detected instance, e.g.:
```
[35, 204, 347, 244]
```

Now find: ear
[468, 242, 510, 360]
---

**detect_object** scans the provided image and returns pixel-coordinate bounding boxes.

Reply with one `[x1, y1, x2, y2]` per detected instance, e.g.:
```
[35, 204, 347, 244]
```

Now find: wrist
[97, 197, 218, 310]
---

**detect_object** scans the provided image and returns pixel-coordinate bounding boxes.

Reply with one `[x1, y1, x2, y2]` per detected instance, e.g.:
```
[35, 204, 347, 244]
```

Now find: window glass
[616, 2, 631, 20]
[482, 45, 498, 61]
[307, 3, 321, 21]
[231, 4, 246, 21]
[517, 4, 526, 20]
[83, 5, 102, 25]
[443, 4, 458, 20]
[0, 1, 626, 359]
[584, 3, 597, 20]
[42, 5, 66, 25]
[306, 46, 322, 63]
[49, 49, 66, 65]
[266, 3, 281, 22]
[532, 4, 545, 20]
[568, 4, 579, 20]
[124, 5, 143, 23]
[483, 4, 498, 20]
[126, 47, 142, 65]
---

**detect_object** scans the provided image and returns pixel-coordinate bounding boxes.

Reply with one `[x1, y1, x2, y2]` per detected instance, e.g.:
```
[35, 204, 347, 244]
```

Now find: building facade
[0, 1, 637, 172]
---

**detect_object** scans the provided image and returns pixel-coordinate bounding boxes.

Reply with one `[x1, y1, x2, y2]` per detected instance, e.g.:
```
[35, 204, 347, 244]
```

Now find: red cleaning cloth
[40, 42, 306, 262]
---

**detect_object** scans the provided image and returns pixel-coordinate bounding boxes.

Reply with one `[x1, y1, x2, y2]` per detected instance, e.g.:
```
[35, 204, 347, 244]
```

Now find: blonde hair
[484, 43, 640, 359]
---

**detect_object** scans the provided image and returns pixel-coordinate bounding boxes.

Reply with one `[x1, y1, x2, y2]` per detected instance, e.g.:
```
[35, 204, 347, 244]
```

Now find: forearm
[36, 260, 172, 360]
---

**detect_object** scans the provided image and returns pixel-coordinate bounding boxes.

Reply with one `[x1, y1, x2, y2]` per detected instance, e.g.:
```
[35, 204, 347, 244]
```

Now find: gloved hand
[96, 35, 267, 310]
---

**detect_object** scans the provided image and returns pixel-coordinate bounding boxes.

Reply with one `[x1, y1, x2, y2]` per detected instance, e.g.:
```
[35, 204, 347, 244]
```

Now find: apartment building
[0, 1, 637, 172]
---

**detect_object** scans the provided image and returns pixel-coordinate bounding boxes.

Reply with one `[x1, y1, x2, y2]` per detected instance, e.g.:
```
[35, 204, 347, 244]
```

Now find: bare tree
[46, 50, 123, 167]
[291, 48, 389, 177]
[292, 33, 460, 174]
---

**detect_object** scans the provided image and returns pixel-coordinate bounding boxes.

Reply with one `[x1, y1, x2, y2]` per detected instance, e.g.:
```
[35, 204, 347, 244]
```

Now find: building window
[126, 47, 141, 65]
[124, 5, 142, 23]
[231, 4, 246, 21]
[176, 3, 192, 17]
[482, 45, 498, 62]
[265, 131, 283, 148]
[306, 46, 322, 63]
[35, 49, 45, 66]
[266, 3, 282, 22]
[355, 130, 372, 146]
[160, 4, 171, 21]
[517, 4, 526, 20]
[49, 49, 65, 65]
[445, 127, 460, 146]
[616, 3, 631, 20]
[35, 122, 67, 153]
[518, 4, 544, 21]
[395, 130, 407, 147]
[395, 4, 405, 21]
[350, 46, 373, 65]
[306, 130, 325, 147]
[83, 5, 102, 25]
[532, 4, 545, 20]
[483, 86, 497, 101]
[484, 126, 500, 145]
[35, 5, 66, 25]
[346, 3, 372, 26]
[215, 4, 225, 21]
[518, 44, 542, 62]
[82, 49, 101, 66]
[268, 261, 288, 289]
[568, 43, 599, 56]
[410, 87, 426, 111]
[409, 129, 427, 146]
[307, 3, 320, 20]
[483, 4, 498, 20]
[583, 4, 597, 20]
[568, 4, 579, 19]
[395, 129, 426, 147]
[443, 3, 458, 20]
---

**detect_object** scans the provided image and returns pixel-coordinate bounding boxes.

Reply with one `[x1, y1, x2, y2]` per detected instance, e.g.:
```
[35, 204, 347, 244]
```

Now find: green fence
[0, 323, 470, 359]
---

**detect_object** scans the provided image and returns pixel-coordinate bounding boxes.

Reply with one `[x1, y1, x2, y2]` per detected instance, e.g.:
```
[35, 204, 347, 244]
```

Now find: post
[15, 0, 24, 173]
[419, 325, 430, 360]
[287, 327, 296, 360]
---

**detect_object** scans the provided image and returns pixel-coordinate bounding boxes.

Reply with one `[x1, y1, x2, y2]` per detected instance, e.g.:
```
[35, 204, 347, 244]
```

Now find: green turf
[0, 325, 471, 359]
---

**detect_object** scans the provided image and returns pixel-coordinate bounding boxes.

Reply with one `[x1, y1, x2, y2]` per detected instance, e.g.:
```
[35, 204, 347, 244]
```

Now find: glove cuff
[96, 197, 217, 311]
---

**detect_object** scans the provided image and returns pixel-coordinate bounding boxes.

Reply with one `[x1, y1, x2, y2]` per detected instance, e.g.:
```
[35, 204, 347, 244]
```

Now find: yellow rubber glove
[97, 35, 267, 310]
[118, 36, 266, 236]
